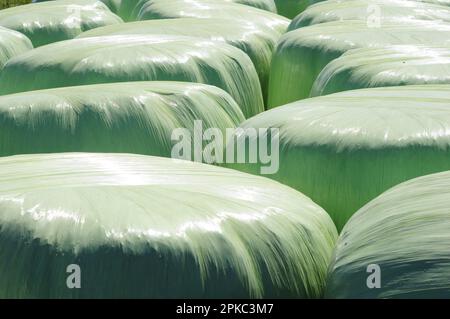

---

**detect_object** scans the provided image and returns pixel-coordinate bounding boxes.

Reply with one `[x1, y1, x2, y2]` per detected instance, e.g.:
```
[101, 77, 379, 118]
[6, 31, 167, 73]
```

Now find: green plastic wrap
[135, 0, 289, 34]
[0, 0, 123, 47]
[34, 0, 278, 21]
[359, 0, 450, 7]
[0, 153, 337, 298]
[0, 35, 263, 118]
[228, 0, 278, 11]
[288, 0, 450, 29]
[0, 26, 32, 68]
[312, 45, 450, 96]
[99, 0, 146, 21]
[78, 18, 281, 106]
[413, 0, 450, 6]
[274, 0, 323, 18]
[102, 0, 278, 21]
[279, 0, 450, 20]
[0, 81, 244, 158]
[228, 85, 450, 230]
[268, 20, 450, 108]
[327, 170, 450, 298]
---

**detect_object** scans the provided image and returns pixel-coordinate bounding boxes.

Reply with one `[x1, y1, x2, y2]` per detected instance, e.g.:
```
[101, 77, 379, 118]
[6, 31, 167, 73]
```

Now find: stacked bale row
[2, 0, 450, 299]
[268, 21, 450, 107]
[229, 0, 450, 298]
[0, 35, 264, 118]
[0, 0, 339, 299]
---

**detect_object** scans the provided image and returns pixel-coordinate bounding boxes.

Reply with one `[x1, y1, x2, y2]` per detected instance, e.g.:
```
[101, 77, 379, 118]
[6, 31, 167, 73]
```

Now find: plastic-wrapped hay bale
[229, 85, 450, 230]
[78, 19, 281, 105]
[135, 0, 289, 34]
[34, 0, 277, 21]
[0, 81, 244, 158]
[0, 0, 123, 47]
[351, 0, 450, 8]
[0, 153, 338, 298]
[311, 45, 450, 96]
[327, 171, 450, 298]
[288, 0, 450, 30]
[410, 0, 450, 6]
[102, 0, 278, 21]
[277, 0, 450, 16]
[0, 35, 263, 118]
[274, 0, 323, 18]
[0, 26, 32, 69]
[101, 0, 279, 21]
[268, 20, 450, 108]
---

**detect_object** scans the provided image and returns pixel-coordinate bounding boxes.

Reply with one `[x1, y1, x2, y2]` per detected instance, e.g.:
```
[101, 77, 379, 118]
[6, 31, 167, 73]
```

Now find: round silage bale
[228, 85, 450, 231]
[268, 20, 450, 108]
[135, 0, 289, 34]
[0, 0, 123, 47]
[77, 18, 281, 106]
[407, 0, 450, 6]
[33, 0, 278, 21]
[311, 45, 450, 96]
[102, 0, 278, 21]
[288, 0, 450, 30]
[0, 26, 33, 69]
[0, 153, 338, 298]
[0, 81, 244, 158]
[0, 35, 264, 118]
[363, 0, 450, 8]
[326, 170, 450, 298]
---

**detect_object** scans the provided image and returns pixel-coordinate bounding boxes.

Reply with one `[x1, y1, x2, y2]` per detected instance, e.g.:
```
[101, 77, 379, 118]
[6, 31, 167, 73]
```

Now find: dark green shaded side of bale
[230, 145, 450, 230]
[326, 170, 450, 298]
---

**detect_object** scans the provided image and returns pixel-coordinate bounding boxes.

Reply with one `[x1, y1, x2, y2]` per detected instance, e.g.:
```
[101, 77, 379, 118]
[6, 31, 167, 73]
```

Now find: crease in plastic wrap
[0, 81, 245, 158]
[274, 0, 323, 19]
[78, 18, 282, 106]
[0, 35, 264, 118]
[268, 20, 450, 108]
[327, 170, 450, 298]
[227, 85, 450, 230]
[0, 0, 123, 47]
[311, 45, 450, 96]
[288, 0, 450, 29]
[134, 0, 289, 34]
[226, 0, 278, 11]
[0, 26, 32, 69]
[0, 153, 338, 298]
